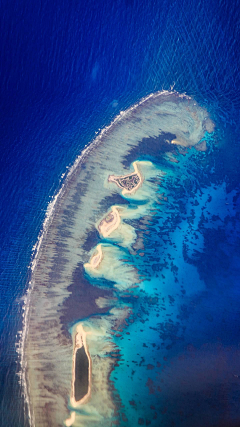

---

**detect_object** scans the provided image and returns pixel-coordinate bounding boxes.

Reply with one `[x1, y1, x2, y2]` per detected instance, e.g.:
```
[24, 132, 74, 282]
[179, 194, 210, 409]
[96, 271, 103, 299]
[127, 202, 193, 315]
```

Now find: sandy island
[98, 206, 121, 237]
[108, 161, 143, 195]
[70, 324, 92, 407]
[65, 324, 92, 425]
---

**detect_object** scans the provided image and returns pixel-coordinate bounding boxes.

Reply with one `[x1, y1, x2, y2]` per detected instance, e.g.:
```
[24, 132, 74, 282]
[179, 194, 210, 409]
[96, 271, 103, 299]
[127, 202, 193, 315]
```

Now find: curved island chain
[21, 91, 214, 426]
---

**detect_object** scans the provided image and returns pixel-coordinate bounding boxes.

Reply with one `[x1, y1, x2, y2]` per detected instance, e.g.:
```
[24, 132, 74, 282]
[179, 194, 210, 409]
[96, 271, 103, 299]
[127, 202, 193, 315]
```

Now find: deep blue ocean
[0, 0, 240, 425]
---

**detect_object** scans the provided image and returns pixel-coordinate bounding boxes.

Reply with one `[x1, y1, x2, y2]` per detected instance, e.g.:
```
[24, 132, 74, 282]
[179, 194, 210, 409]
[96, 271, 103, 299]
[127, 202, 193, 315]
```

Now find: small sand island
[98, 206, 121, 237]
[65, 325, 91, 426]
[108, 161, 142, 195]
[71, 324, 91, 406]
[84, 244, 103, 270]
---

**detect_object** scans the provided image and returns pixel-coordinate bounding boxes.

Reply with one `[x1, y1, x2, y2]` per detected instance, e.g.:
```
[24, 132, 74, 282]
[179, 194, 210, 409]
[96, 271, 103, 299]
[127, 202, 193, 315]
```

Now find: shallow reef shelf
[22, 91, 214, 427]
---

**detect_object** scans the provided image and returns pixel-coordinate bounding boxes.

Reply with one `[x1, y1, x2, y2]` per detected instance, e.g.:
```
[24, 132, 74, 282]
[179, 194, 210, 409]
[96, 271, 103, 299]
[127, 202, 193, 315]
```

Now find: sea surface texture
[0, 0, 240, 427]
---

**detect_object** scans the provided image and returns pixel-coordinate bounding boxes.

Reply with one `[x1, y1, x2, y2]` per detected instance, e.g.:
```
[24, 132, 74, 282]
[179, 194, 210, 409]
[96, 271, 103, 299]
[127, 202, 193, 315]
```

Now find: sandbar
[84, 244, 103, 270]
[65, 412, 76, 427]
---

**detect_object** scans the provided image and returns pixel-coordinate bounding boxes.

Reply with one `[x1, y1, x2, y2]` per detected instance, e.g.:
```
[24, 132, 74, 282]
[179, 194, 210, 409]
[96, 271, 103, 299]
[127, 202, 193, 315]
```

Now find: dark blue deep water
[0, 0, 240, 426]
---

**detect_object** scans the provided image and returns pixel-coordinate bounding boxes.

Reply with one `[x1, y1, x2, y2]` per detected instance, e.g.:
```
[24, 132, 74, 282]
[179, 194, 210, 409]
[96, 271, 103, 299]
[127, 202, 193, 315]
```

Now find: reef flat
[23, 91, 214, 426]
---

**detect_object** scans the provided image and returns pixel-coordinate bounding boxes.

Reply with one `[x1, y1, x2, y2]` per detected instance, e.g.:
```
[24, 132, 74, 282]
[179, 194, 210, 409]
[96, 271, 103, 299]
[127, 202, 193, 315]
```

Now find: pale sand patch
[84, 244, 103, 270]
[98, 206, 121, 237]
[65, 411, 76, 427]
[108, 161, 143, 195]
[70, 324, 92, 407]
[171, 138, 189, 147]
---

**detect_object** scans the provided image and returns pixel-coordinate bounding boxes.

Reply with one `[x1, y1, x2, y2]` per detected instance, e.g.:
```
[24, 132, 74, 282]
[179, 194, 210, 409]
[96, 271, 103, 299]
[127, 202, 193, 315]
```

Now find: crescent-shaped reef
[22, 91, 215, 426]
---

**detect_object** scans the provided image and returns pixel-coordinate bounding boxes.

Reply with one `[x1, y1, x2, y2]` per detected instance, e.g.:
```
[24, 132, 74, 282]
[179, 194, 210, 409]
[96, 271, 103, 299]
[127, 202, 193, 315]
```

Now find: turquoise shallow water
[103, 136, 240, 427]
[110, 178, 240, 427]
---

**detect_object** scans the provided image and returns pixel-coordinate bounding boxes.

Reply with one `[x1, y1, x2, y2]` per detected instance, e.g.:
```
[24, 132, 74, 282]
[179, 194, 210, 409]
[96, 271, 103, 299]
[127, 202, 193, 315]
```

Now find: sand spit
[84, 244, 103, 270]
[65, 411, 76, 427]
[22, 91, 215, 427]
[84, 243, 140, 291]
